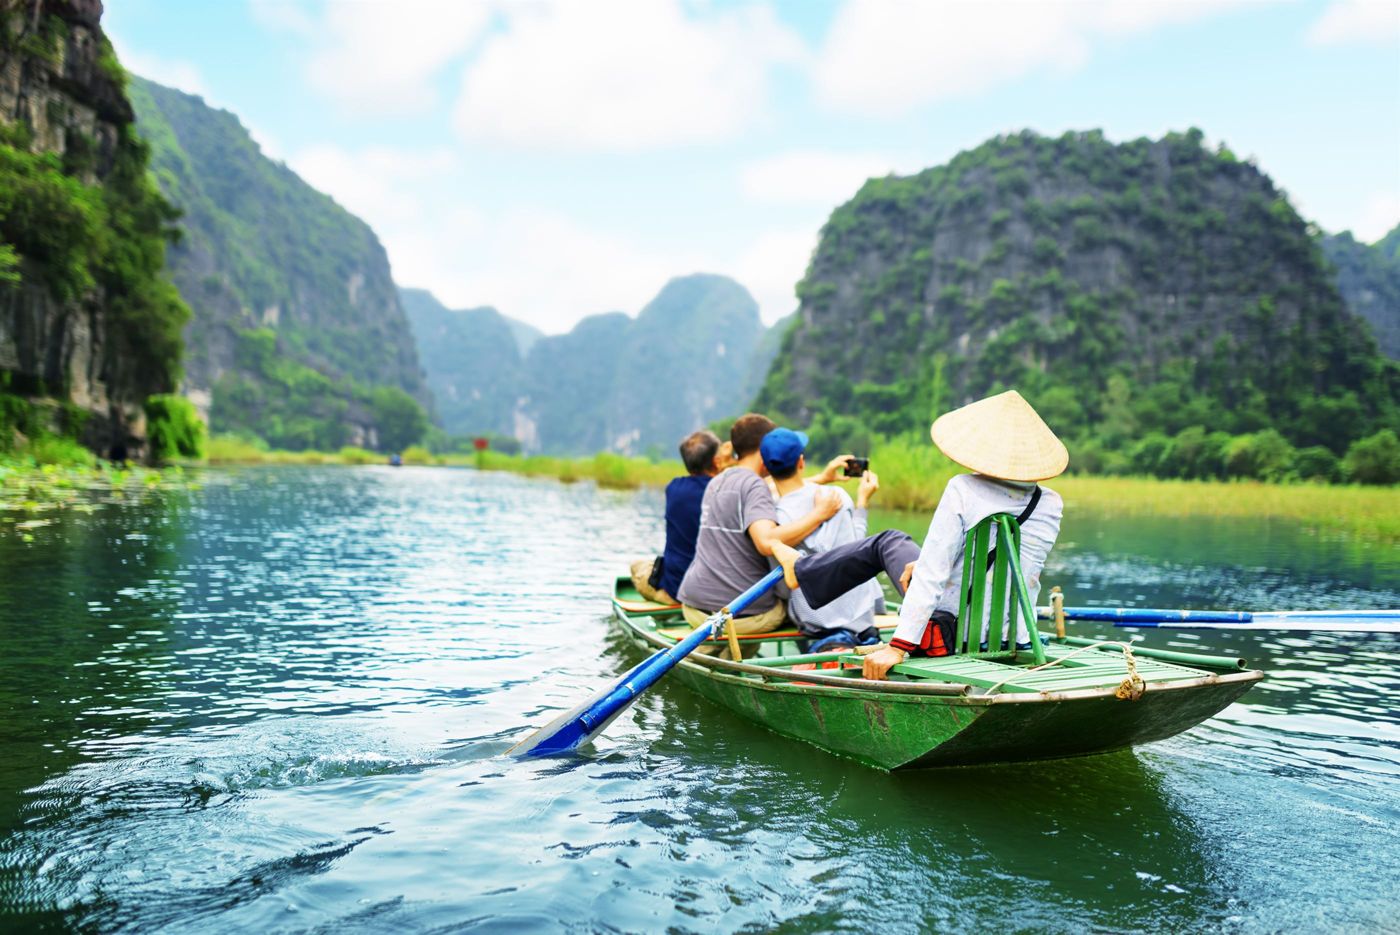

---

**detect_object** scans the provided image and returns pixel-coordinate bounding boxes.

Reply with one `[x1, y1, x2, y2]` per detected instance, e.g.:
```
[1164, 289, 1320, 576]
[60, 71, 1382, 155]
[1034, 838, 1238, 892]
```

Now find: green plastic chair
[954, 513, 1046, 664]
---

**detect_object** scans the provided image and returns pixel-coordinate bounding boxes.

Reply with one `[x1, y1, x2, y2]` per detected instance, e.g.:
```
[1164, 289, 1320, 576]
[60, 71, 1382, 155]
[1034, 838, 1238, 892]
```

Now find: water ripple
[0, 466, 1396, 932]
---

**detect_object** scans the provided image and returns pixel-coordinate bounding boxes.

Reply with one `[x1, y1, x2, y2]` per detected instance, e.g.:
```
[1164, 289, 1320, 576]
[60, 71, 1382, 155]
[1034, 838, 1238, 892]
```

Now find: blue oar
[1036, 606, 1400, 632]
[510, 568, 784, 758]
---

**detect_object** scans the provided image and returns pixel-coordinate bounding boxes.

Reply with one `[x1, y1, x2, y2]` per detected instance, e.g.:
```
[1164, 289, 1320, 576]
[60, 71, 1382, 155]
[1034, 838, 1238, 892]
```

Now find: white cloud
[728, 228, 818, 324]
[1352, 191, 1400, 243]
[243, 121, 285, 161]
[247, 0, 318, 36]
[289, 144, 458, 226]
[426, 210, 710, 329]
[107, 33, 210, 98]
[454, 0, 804, 151]
[740, 150, 907, 205]
[814, 0, 1261, 115]
[1306, 0, 1400, 46]
[255, 0, 494, 116]
[288, 143, 718, 330]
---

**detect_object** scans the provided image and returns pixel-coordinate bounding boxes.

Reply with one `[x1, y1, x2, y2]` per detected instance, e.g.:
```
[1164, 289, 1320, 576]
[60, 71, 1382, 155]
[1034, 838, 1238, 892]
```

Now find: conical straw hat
[930, 390, 1068, 482]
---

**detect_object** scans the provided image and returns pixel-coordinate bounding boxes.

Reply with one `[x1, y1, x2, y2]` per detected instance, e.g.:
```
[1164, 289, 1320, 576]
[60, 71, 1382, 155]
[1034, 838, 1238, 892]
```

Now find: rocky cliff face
[1321, 224, 1400, 360]
[406, 274, 785, 455]
[129, 77, 431, 449]
[756, 129, 1398, 456]
[0, 0, 183, 455]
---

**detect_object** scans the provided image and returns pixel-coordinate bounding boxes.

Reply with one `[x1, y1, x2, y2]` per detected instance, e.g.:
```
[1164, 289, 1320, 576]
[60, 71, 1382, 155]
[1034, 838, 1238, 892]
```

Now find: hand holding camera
[856, 468, 879, 509]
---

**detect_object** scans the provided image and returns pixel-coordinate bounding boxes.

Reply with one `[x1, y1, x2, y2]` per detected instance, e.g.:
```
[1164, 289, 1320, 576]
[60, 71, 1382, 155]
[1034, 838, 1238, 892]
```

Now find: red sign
[473, 437, 489, 451]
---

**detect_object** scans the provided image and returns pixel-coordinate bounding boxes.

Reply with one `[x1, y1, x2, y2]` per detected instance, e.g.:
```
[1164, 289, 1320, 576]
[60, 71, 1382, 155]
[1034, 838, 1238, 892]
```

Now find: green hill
[1321, 224, 1400, 359]
[399, 288, 525, 438]
[129, 77, 430, 451]
[756, 129, 1399, 478]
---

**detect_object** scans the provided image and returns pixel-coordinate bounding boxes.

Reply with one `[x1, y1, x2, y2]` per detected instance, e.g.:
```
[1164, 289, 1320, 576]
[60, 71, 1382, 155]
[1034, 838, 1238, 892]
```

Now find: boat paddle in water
[509, 568, 784, 758]
[1038, 606, 1400, 632]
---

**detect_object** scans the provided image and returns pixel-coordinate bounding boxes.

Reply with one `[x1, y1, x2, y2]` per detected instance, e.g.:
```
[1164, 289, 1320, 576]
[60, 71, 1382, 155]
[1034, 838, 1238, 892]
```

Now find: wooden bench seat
[656, 614, 903, 645]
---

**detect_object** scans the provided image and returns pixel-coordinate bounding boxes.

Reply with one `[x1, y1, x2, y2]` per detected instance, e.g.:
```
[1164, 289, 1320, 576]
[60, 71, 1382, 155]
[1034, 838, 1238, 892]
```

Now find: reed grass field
[474, 439, 1400, 544]
[193, 434, 1400, 543]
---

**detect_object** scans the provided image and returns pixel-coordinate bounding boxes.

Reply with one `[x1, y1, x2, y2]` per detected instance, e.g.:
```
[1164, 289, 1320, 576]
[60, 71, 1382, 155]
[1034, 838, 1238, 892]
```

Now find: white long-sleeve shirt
[893, 474, 1063, 648]
[775, 484, 884, 634]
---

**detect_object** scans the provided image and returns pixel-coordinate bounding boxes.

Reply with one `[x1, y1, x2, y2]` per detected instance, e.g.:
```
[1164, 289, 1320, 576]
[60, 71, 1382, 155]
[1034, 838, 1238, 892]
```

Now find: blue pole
[1038, 607, 1254, 624]
[1036, 605, 1400, 631]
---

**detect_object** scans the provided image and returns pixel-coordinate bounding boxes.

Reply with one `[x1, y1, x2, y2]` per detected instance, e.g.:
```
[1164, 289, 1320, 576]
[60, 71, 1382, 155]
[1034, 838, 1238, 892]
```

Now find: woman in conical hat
[772, 390, 1067, 680]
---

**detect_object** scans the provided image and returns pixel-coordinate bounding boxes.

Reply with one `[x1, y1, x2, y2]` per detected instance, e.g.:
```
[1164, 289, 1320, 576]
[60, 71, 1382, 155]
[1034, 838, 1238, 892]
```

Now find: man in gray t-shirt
[678, 466, 783, 613]
[675, 414, 845, 641]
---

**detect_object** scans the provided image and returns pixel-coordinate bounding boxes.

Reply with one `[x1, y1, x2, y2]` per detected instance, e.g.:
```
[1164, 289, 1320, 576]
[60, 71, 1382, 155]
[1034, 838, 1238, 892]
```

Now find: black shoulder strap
[1015, 485, 1043, 526]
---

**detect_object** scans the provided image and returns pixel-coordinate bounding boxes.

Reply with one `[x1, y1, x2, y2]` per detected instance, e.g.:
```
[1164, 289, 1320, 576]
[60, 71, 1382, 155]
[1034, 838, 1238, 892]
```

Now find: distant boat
[610, 576, 1262, 770]
[388, 453, 403, 467]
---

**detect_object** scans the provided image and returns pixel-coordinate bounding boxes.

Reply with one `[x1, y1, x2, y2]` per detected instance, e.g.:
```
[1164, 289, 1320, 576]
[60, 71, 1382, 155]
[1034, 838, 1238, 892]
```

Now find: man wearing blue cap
[761, 428, 885, 653]
[676, 413, 849, 650]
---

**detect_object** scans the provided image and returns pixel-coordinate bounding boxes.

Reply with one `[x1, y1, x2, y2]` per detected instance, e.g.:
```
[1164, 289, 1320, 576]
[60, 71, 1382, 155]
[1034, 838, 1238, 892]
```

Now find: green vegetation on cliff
[210, 327, 427, 451]
[129, 77, 429, 451]
[1, 4, 190, 459]
[757, 130, 1400, 482]
[0, 131, 187, 394]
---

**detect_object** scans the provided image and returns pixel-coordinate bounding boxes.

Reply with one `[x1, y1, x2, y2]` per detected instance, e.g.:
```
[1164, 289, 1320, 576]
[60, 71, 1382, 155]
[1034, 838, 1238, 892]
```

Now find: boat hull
[614, 604, 1261, 770]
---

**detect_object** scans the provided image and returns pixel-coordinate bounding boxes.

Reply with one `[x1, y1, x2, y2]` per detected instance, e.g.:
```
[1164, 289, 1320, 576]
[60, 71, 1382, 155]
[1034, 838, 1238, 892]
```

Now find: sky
[105, 0, 1400, 334]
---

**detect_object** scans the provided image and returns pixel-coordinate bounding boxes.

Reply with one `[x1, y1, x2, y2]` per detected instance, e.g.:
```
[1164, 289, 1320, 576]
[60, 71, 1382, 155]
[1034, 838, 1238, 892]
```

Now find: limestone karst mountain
[130, 77, 430, 450]
[404, 274, 788, 455]
[755, 129, 1399, 461]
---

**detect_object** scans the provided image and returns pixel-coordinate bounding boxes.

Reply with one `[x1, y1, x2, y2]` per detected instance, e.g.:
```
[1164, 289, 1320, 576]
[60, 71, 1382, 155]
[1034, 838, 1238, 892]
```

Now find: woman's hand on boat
[899, 561, 916, 593]
[862, 646, 906, 680]
[814, 454, 854, 484]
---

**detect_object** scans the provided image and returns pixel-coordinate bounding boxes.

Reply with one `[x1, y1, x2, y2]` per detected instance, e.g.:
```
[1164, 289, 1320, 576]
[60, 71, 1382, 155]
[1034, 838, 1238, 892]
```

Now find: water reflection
[0, 467, 1395, 931]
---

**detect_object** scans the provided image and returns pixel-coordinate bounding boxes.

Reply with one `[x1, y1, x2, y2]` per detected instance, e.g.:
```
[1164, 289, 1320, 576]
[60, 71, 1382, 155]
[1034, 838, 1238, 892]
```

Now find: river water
[0, 466, 1396, 932]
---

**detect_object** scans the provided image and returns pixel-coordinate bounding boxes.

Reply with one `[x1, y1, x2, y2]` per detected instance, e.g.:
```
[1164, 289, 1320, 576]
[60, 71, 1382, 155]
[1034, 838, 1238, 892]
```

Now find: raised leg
[788, 530, 921, 610]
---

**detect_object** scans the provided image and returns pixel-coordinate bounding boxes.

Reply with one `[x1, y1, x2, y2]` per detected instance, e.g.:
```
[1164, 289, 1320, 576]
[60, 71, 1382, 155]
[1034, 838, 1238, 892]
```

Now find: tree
[1224, 429, 1295, 481]
[1294, 446, 1342, 483]
[370, 386, 428, 452]
[144, 394, 206, 463]
[1343, 430, 1400, 484]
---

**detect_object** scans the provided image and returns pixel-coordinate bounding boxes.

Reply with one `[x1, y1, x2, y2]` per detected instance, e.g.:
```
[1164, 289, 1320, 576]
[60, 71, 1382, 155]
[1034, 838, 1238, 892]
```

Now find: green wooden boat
[611, 515, 1262, 770]
[613, 584, 1261, 769]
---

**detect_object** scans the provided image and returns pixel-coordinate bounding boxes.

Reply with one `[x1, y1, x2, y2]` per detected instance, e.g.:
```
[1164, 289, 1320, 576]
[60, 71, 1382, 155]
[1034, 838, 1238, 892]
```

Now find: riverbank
[196, 436, 1400, 543]
[205, 435, 677, 488]
[476, 447, 1400, 543]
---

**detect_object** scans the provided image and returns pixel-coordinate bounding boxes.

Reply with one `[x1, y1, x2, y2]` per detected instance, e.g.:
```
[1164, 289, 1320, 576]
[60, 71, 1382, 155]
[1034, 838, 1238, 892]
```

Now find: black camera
[844, 457, 869, 478]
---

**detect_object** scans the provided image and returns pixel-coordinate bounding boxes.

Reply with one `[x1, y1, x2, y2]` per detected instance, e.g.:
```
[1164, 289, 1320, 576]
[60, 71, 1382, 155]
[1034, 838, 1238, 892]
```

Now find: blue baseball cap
[760, 427, 809, 474]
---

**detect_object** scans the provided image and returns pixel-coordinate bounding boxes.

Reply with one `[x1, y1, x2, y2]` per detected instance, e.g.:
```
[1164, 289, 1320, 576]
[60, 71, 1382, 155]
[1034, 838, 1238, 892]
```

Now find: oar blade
[507, 657, 651, 758]
[510, 568, 784, 758]
[506, 694, 613, 758]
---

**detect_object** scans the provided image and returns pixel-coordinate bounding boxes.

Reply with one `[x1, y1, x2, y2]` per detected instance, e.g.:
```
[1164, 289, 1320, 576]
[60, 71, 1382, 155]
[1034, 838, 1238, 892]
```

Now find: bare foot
[772, 542, 801, 590]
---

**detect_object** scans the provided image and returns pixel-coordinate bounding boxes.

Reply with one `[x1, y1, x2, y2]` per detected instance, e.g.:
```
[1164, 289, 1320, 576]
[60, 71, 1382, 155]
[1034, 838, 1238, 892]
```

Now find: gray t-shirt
[676, 467, 779, 614]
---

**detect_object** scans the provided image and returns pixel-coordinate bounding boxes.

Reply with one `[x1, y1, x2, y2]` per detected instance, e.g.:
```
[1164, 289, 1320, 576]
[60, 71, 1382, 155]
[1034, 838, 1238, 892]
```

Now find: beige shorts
[629, 558, 675, 605]
[682, 601, 787, 657]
